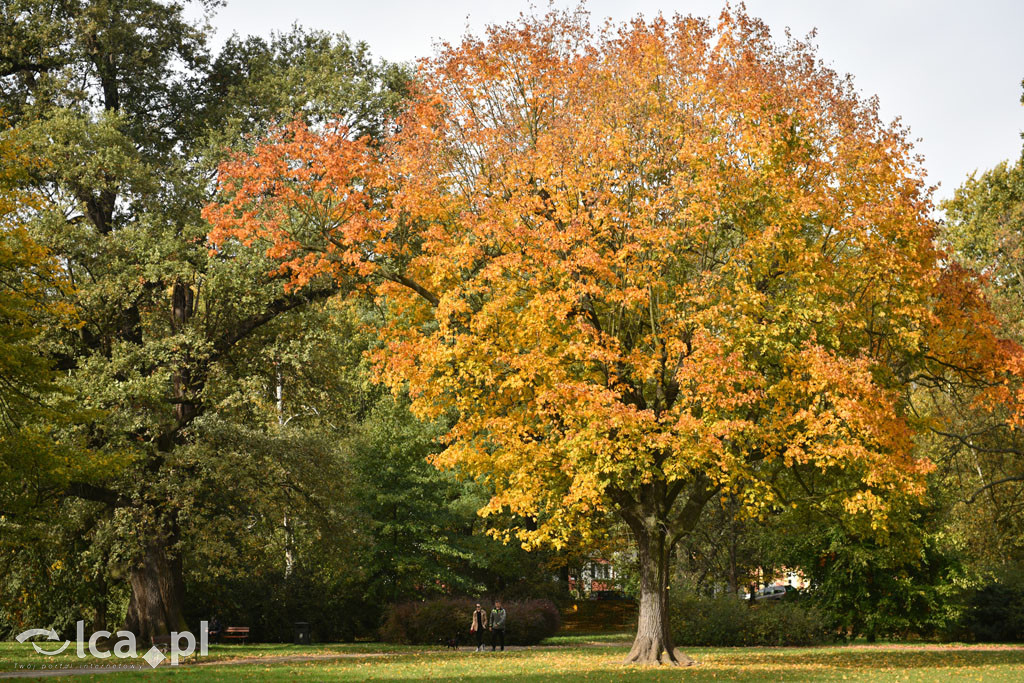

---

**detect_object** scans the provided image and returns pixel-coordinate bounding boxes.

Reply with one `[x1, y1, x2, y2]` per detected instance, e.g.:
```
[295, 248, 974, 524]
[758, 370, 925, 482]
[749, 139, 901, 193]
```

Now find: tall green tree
[939, 105, 1024, 573]
[0, 0, 406, 640]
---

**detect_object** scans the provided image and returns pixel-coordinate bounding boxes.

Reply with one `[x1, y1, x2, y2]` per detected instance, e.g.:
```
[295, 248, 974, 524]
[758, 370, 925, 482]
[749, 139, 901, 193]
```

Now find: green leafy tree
[0, 0, 406, 640]
[349, 394, 566, 607]
[938, 88, 1024, 574]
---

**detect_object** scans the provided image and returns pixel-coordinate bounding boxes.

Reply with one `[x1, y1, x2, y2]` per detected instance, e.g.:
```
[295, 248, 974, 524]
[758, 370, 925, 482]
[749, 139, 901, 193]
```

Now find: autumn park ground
[3, 637, 1024, 682]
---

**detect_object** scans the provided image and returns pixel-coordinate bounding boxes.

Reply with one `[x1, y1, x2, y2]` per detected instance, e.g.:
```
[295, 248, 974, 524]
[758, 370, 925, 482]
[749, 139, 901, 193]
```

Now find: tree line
[2, 0, 1024, 666]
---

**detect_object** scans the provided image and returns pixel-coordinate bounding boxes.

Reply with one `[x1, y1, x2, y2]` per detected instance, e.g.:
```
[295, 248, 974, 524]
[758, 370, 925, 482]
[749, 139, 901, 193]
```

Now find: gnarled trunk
[124, 532, 187, 643]
[624, 520, 693, 666]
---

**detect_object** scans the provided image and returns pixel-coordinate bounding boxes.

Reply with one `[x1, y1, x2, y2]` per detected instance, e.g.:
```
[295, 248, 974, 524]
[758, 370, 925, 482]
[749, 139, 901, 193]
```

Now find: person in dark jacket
[470, 603, 488, 651]
[490, 601, 507, 651]
[208, 616, 222, 643]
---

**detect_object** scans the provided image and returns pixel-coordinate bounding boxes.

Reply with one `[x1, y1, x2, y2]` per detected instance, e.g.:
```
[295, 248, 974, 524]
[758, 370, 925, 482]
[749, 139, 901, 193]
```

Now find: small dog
[443, 633, 461, 650]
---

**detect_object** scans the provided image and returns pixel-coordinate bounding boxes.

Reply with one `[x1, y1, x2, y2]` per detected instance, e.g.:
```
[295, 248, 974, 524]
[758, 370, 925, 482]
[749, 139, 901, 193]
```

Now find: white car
[755, 585, 796, 601]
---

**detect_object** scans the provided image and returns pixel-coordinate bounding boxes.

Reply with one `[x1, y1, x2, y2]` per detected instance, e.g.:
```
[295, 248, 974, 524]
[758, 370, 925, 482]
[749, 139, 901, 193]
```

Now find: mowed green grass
[0, 641, 411, 671]
[4, 640, 1024, 681]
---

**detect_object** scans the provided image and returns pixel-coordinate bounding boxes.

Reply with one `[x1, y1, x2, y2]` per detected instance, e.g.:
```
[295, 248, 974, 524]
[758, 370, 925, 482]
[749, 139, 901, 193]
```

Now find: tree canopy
[206, 7, 1021, 664]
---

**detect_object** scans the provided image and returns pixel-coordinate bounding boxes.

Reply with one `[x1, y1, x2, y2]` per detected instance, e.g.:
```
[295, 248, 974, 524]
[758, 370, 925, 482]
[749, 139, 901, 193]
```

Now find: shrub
[505, 599, 562, 645]
[954, 579, 1024, 642]
[380, 598, 560, 645]
[671, 593, 751, 646]
[670, 592, 828, 647]
[748, 602, 830, 646]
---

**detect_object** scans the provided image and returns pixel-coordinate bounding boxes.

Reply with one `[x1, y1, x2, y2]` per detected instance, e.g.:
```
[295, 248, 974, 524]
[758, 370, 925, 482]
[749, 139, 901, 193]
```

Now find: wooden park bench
[221, 626, 250, 643]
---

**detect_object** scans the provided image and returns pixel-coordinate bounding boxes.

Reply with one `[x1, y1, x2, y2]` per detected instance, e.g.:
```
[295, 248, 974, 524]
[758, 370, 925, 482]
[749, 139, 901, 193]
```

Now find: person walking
[489, 600, 507, 652]
[470, 603, 488, 652]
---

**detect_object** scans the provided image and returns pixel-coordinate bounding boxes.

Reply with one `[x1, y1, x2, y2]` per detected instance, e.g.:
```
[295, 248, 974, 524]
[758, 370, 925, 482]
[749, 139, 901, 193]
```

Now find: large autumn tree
[206, 8, 1015, 664]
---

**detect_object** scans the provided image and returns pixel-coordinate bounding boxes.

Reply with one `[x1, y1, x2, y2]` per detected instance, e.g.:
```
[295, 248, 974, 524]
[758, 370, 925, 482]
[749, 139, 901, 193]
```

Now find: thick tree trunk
[624, 523, 694, 666]
[124, 532, 187, 643]
[123, 282, 192, 643]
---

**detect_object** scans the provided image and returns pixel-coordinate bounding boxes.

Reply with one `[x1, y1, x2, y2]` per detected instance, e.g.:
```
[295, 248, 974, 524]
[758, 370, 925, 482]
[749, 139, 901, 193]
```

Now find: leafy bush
[506, 599, 562, 644]
[380, 598, 560, 645]
[670, 593, 828, 647]
[671, 593, 751, 646]
[748, 601, 830, 646]
[954, 578, 1024, 642]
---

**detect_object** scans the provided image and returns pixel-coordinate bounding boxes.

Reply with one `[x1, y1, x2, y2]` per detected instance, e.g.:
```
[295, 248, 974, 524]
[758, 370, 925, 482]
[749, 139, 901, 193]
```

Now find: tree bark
[623, 519, 694, 666]
[123, 527, 187, 643]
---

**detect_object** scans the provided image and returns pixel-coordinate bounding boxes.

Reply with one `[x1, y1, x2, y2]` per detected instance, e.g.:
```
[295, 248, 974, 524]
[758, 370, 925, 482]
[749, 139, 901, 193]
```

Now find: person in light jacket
[490, 600, 507, 651]
[470, 603, 488, 652]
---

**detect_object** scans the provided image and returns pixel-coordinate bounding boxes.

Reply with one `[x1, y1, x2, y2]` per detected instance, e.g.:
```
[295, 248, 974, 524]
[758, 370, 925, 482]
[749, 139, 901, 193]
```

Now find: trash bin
[294, 622, 311, 645]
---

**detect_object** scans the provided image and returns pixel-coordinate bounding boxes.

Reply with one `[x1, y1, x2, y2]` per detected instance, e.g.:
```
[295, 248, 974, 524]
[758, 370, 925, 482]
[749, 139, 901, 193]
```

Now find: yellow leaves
[200, 5, 1021, 550]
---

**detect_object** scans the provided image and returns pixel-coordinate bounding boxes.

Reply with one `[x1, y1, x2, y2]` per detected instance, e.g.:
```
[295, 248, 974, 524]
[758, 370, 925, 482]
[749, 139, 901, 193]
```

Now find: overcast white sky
[195, 0, 1024, 202]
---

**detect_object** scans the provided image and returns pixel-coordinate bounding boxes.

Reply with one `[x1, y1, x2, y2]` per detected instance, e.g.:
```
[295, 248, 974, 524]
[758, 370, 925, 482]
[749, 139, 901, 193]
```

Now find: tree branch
[67, 481, 128, 507]
[384, 273, 439, 307]
[967, 475, 1024, 504]
[209, 284, 340, 363]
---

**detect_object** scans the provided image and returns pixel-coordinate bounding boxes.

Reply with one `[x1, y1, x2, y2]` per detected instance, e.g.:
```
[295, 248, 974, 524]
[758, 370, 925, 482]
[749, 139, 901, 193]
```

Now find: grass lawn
[3, 638, 1024, 681]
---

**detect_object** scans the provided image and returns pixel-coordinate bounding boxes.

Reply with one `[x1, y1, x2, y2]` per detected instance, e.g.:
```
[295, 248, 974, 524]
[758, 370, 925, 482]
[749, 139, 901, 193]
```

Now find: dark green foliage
[348, 398, 471, 605]
[379, 598, 560, 646]
[953, 575, 1024, 643]
[670, 593, 829, 647]
[0, 498, 130, 639]
[754, 492, 966, 642]
[796, 526, 963, 641]
[204, 27, 409, 142]
[348, 395, 567, 608]
[184, 570, 378, 643]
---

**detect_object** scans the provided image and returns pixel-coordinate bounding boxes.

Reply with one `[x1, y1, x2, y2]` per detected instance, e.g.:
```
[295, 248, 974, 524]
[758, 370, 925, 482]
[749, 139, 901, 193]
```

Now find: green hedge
[380, 598, 560, 645]
[952, 579, 1024, 642]
[670, 593, 829, 647]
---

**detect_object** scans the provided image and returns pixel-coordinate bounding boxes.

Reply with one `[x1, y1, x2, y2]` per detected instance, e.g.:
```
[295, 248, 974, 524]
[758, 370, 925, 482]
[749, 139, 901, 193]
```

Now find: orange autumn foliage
[205, 7, 1019, 558]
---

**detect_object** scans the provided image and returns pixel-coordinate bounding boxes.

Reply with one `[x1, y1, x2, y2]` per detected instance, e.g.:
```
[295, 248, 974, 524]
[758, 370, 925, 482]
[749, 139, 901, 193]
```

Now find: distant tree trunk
[94, 574, 108, 633]
[277, 366, 295, 578]
[124, 528, 187, 643]
[558, 564, 570, 594]
[728, 507, 738, 595]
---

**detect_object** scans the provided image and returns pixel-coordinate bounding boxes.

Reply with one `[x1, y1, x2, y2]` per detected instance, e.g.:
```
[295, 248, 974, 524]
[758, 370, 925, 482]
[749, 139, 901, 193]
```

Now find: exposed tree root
[623, 637, 697, 666]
